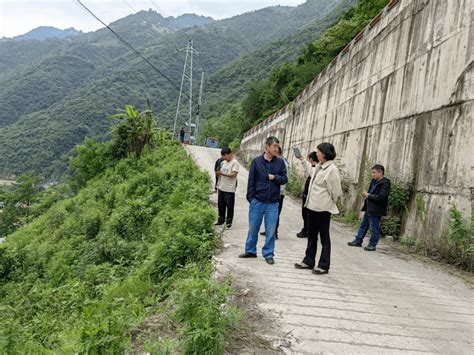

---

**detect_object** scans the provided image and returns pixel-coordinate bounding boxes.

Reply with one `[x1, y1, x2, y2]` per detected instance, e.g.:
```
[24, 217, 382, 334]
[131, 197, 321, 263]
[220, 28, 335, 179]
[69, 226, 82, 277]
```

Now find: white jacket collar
[320, 160, 334, 170]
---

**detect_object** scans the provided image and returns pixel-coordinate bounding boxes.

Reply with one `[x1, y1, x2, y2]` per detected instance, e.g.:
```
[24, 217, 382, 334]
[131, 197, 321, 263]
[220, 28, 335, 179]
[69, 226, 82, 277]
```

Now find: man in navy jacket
[348, 164, 391, 251]
[239, 136, 288, 264]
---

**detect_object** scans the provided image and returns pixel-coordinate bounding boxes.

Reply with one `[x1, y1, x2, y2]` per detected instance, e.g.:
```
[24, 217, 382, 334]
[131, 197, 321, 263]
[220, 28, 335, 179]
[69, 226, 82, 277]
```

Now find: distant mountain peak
[175, 13, 214, 20]
[12, 26, 81, 41]
[105, 10, 215, 32]
[171, 13, 215, 29]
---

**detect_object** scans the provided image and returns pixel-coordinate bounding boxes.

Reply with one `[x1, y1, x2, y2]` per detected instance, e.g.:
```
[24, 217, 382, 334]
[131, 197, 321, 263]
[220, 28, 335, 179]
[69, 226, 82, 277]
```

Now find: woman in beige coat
[295, 142, 342, 275]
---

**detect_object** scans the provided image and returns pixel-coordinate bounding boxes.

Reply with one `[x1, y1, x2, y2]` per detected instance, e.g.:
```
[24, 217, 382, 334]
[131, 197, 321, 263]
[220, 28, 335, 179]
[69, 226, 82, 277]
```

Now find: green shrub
[0, 132, 232, 352]
[69, 138, 113, 190]
[170, 265, 239, 354]
[381, 216, 401, 237]
[287, 168, 303, 197]
[388, 178, 413, 214]
[401, 207, 473, 271]
[335, 210, 359, 226]
[229, 138, 241, 152]
[446, 207, 472, 270]
[81, 208, 102, 239]
[401, 234, 417, 248]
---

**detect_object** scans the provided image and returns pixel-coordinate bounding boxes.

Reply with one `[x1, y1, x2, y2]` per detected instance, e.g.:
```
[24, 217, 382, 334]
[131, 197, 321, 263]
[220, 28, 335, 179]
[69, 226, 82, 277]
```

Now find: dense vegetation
[0, 0, 350, 179]
[401, 205, 474, 272]
[0, 105, 238, 352]
[198, 0, 356, 121]
[201, 0, 388, 147]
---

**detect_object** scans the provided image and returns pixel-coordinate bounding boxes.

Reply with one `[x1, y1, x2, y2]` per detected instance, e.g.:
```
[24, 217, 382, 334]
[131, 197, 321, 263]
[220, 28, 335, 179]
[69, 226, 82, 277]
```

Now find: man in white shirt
[215, 148, 239, 228]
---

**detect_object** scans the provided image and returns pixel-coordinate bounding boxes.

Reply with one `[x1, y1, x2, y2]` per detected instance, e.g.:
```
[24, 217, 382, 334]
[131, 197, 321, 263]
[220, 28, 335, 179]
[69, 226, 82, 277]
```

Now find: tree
[109, 103, 154, 159]
[70, 103, 158, 191]
[241, 83, 265, 122]
[12, 174, 41, 223]
[0, 173, 41, 236]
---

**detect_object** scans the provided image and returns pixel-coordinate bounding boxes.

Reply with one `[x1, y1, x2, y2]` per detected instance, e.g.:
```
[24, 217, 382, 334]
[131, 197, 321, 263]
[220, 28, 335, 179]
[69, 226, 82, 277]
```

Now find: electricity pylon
[173, 40, 199, 142]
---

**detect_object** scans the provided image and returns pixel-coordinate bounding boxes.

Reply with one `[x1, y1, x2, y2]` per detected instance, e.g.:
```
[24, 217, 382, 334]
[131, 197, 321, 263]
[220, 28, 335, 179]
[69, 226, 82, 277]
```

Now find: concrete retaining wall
[240, 0, 473, 237]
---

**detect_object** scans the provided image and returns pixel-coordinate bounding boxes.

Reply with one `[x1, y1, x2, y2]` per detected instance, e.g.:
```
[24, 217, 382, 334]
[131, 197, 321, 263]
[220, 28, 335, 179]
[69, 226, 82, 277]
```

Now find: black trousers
[303, 210, 331, 270]
[301, 195, 309, 235]
[275, 195, 285, 236]
[217, 190, 235, 224]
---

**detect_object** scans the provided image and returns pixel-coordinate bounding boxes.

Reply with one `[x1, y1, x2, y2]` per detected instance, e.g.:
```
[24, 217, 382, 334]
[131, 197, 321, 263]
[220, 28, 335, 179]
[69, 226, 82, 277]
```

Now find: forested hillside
[0, 0, 350, 179]
[200, 0, 356, 122]
[200, 0, 389, 147]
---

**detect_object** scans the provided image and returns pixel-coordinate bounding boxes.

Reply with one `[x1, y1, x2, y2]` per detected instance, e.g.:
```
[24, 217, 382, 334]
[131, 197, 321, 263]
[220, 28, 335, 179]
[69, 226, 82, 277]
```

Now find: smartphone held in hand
[293, 147, 302, 159]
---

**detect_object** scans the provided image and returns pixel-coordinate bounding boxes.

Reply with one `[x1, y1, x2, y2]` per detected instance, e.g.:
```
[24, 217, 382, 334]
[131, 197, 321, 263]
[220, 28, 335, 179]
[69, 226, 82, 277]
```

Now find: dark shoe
[226, 224, 232, 229]
[260, 231, 266, 236]
[364, 245, 376, 251]
[296, 231, 308, 238]
[265, 258, 275, 265]
[239, 252, 257, 258]
[294, 262, 313, 269]
[214, 221, 224, 226]
[312, 267, 329, 275]
[347, 239, 362, 247]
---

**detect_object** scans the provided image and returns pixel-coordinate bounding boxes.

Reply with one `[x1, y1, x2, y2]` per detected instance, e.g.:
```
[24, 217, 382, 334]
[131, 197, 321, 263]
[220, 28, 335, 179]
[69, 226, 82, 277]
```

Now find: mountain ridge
[10, 26, 82, 41]
[0, 0, 356, 178]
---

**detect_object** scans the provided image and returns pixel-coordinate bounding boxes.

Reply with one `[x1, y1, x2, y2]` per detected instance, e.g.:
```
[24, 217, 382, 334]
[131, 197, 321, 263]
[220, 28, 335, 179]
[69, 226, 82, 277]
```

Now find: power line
[122, 0, 139, 14]
[149, 0, 166, 16]
[146, 0, 206, 104]
[74, 0, 191, 100]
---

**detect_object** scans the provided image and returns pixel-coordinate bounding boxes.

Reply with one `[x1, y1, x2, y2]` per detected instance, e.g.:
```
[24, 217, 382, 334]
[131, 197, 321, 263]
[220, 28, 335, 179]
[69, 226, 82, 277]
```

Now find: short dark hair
[317, 142, 336, 161]
[371, 164, 385, 174]
[221, 147, 232, 155]
[308, 151, 318, 162]
[265, 136, 279, 146]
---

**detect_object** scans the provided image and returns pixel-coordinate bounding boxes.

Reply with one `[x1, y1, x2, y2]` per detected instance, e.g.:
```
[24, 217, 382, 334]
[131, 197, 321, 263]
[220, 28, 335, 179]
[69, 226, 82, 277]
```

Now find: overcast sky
[1, 0, 306, 38]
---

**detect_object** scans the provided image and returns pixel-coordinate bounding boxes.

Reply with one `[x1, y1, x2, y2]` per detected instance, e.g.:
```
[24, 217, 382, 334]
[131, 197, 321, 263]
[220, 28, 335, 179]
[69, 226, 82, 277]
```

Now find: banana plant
[109, 101, 154, 158]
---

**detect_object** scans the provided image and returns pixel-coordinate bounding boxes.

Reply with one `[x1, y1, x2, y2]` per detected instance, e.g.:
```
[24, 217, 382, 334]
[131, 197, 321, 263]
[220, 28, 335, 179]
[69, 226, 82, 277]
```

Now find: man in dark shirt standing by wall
[347, 164, 391, 251]
[239, 136, 288, 265]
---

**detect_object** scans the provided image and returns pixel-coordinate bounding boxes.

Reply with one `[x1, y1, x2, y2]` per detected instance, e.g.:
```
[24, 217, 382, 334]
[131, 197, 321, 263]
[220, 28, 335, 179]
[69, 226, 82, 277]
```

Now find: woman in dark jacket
[297, 151, 318, 238]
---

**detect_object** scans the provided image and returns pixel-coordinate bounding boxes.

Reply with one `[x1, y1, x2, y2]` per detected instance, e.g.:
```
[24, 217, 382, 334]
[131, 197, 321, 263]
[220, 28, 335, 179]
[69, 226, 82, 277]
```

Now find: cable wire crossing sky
[0, 0, 306, 38]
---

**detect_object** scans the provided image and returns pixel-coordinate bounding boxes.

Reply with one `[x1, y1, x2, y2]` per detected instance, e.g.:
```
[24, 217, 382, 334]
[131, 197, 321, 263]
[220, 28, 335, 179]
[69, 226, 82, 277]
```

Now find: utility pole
[187, 41, 193, 140]
[172, 40, 199, 142]
[195, 72, 205, 143]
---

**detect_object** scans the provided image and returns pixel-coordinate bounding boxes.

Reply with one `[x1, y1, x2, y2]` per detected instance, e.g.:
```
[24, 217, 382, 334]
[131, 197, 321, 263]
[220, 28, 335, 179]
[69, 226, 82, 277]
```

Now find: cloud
[0, 0, 305, 37]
